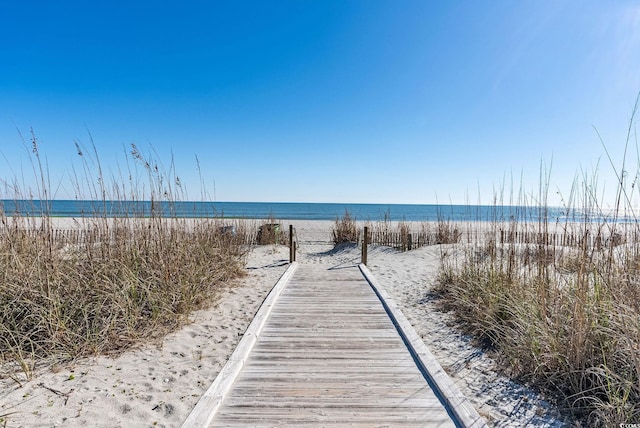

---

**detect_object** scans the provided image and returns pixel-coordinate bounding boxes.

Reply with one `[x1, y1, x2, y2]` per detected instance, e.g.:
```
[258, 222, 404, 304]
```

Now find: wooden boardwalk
[183, 263, 485, 427]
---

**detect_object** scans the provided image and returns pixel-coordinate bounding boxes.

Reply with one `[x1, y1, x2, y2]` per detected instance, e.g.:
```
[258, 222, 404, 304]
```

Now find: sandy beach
[0, 219, 567, 427]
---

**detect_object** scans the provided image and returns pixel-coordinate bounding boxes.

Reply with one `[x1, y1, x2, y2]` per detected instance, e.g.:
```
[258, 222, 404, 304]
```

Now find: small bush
[332, 210, 359, 244]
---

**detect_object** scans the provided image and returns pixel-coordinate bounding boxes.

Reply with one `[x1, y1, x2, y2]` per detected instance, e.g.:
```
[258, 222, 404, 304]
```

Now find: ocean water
[0, 199, 581, 222]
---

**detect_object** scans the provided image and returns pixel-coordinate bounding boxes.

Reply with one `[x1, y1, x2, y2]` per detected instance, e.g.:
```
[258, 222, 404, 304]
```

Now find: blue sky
[1, 1, 639, 206]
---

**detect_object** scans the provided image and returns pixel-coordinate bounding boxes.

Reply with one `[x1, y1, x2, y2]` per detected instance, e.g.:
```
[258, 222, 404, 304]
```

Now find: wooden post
[407, 233, 412, 251]
[289, 225, 294, 263]
[362, 226, 368, 265]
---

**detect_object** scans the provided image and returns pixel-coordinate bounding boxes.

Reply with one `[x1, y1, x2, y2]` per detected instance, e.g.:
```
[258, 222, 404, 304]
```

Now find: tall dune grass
[332, 210, 359, 244]
[435, 99, 640, 425]
[0, 136, 248, 384]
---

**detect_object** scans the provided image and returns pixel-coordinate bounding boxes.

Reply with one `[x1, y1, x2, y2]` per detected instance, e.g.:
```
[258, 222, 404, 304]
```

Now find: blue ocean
[0, 199, 581, 222]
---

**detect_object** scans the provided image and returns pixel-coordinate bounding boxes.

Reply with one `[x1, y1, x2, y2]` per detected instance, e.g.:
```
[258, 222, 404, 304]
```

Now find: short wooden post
[407, 233, 412, 251]
[289, 225, 294, 263]
[362, 226, 368, 265]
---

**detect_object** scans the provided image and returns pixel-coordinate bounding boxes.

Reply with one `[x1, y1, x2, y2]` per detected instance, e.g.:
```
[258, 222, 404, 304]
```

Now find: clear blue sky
[1, 0, 639, 206]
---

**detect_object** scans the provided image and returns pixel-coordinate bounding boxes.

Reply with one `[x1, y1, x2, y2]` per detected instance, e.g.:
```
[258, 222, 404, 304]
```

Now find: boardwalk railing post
[289, 224, 294, 263]
[362, 226, 368, 265]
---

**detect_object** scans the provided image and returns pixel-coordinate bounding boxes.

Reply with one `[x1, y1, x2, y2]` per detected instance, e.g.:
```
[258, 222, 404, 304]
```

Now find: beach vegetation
[435, 99, 640, 425]
[332, 210, 359, 244]
[362, 213, 461, 251]
[0, 136, 249, 382]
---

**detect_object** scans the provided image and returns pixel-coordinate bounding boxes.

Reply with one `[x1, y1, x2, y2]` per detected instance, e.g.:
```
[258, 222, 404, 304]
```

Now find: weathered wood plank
[180, 263, 299, 428]
[359, 264, 488, 428]
[181, 262, 485, 427]
[221, 397, 446, 408]
[203, 264, 463, 427]
[213, 406, 453, 425]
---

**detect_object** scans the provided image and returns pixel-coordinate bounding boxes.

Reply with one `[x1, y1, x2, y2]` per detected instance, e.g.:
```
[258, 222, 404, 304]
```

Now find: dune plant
[365, 211, 393, 247]
[434, 217, 461, 245]
[0, 135, 248, 382]
[436, 98, 640, 426]
[331, 210, 359, 244]
[359, 213, 463, 251]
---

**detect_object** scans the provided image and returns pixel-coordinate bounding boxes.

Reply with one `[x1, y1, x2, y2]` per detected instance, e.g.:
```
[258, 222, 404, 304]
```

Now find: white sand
[0, 220, 567, 427]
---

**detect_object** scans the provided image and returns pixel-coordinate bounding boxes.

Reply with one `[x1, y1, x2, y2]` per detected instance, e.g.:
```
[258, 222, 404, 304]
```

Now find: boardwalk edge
[181, 262, 299, 428]
[359, 263, 488, 428]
